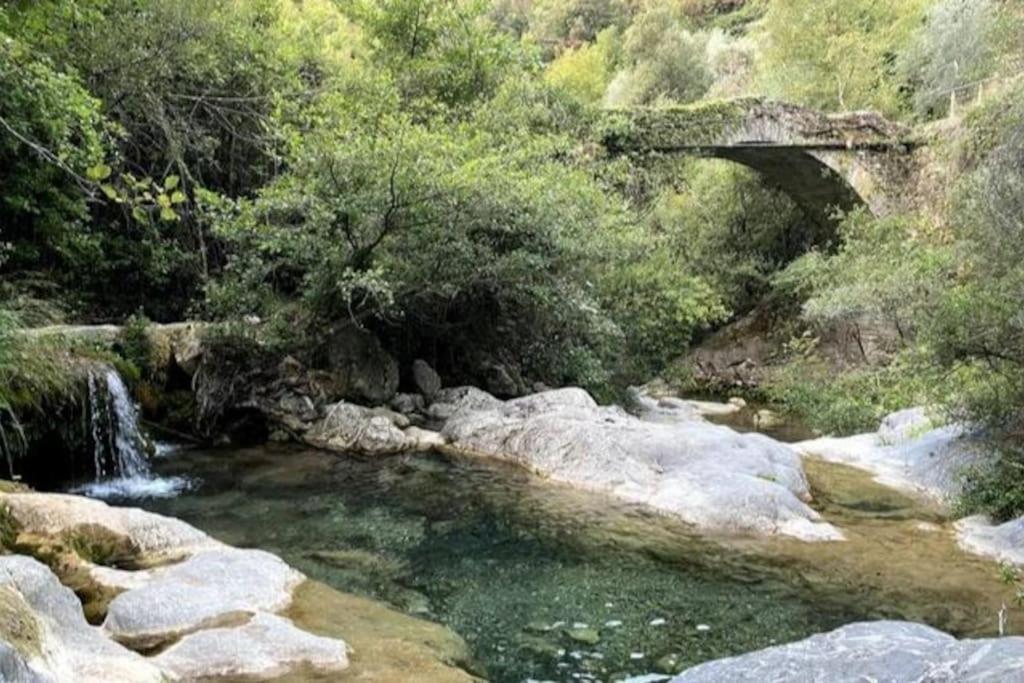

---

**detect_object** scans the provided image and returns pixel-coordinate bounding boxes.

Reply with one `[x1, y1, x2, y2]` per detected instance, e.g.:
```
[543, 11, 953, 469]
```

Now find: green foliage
[0, 311, 76, 414]
[544, 28, 619, 105]
[0, 10, 109, 275]
[117, 313, 153, 379]
[957, 448, 1024, 523]
[898, 0, 1002, 118]
[604, 4, 711, 106]
[926, 117, 1024, 427]
[765, 353, 929, 436]
[353, 0, 520, 114]
[592, 228, 729, 378]
[204, 74, 627, 391]
[755, 0, 929, 116]
[527, 0, 631, 55]
[777, 210, 953, 339]
[655, 160, 816, 315]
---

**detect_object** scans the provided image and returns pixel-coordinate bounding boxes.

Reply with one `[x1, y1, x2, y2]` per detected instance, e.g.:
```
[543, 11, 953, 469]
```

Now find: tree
[899, 0, 1001, 118]
[755, 0, 928, 116]
[0, 9, 108, 278]
[604, 3, 711, 106]
[353, 0, 519, 113]
[543, 27, 619, 105]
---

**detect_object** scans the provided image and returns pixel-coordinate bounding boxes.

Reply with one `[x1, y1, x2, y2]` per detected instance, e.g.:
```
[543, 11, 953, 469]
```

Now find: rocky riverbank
[0, 488, 474, 682]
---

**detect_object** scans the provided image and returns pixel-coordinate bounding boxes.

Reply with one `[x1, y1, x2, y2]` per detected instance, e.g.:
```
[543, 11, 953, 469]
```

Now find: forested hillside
[3, 0, 1024, 513]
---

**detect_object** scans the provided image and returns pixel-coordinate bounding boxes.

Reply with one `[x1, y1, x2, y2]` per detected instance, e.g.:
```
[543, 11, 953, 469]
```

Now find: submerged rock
[442, 388, 842, 541]
[670, 620, 1024, 682]
[795, 409, 991, 506]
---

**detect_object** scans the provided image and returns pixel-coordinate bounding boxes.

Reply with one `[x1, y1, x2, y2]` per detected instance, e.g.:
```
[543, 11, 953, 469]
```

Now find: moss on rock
[0, 585, 43, 658]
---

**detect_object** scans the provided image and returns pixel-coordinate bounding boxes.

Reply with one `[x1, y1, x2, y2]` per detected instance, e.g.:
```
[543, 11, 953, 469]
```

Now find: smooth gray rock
[412, 359, 442, 399]
[443, 388, 841, 541]
[103, 547, 303, 649]
[957, 515, 1024, 566]
[154, 611, 348, 679]
[0, 556, 164, 683]
[796, 410, 991, 506]
[878, 407, 934, 445]
[671, 621, 1024, 682]
[305, 401, 417, 455]
[391, 392, 427, 416]
[1, 492, 218, 561]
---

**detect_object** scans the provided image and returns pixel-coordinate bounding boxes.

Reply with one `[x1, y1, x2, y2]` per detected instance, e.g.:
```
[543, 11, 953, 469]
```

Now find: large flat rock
[442, 388, 841, 541]
[153, 611, 348, 679]
[956, 515, 1024, 566]
[795, 409, 990, 506]
[671, 621, 1024, 682]
[2, 492, 218, 561]
[1, 490, 351, 680]
[0, 556, 164, 683]
[102, 547, 304, 648]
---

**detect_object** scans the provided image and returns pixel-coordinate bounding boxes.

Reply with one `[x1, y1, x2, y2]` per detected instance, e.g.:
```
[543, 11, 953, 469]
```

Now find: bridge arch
[601, 98, 915, 228]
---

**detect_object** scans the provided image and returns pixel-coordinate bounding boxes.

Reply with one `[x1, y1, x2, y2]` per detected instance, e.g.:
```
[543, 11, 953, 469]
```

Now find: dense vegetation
[2, 1, 1024, 512]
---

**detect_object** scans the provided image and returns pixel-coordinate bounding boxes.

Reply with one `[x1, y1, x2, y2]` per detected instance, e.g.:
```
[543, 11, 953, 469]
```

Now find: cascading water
[73, 366, 191, 499]
[86, 368, 152, 480]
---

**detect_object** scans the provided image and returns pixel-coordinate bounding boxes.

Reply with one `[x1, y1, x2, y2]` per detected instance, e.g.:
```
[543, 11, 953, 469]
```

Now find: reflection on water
[112, 444, 1020, 683]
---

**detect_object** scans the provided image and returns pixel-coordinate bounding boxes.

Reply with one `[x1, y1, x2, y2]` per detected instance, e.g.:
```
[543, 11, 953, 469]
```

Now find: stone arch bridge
[601, 98, 918, 227]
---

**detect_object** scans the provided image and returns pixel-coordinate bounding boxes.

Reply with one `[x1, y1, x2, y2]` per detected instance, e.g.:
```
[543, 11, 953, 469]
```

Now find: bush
[765, 353, 929, 436]
[957, 447, 1024, 522]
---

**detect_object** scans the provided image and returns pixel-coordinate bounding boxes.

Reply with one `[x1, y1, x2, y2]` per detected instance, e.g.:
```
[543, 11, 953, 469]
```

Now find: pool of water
[86, 441, 1017, 682]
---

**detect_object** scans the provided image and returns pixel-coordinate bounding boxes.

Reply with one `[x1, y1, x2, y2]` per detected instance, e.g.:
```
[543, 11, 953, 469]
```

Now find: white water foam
[72, 473, 193, 500]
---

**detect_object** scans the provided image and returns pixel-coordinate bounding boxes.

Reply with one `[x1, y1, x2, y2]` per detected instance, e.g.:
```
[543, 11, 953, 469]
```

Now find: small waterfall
[87, 367, 153, 480]
[0, 407, 27, 480]
[74, 366, 190, 500]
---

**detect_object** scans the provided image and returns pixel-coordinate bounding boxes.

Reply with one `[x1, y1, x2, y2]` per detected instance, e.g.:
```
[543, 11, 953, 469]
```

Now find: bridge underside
[705, 146, 864, 228]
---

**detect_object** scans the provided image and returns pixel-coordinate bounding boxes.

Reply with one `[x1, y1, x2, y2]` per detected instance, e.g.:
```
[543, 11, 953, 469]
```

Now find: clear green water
[121, 444, 877, 682]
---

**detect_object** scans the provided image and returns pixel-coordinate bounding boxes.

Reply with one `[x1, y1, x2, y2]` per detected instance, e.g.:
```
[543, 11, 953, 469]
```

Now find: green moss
[63, 524, 142, 569]
[13, 525, 137, 625]
[0, 586, 42, 658]
[601, 99, 751, 153]
[0, 502, 21, 552]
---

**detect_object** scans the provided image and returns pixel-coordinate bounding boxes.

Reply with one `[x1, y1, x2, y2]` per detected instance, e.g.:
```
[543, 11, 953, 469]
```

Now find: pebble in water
[649, 617, 666, 626]
[696, 624, 711, 632]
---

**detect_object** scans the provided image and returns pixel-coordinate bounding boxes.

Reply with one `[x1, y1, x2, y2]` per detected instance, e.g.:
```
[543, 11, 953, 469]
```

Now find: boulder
[320, 325, 399, 404]
[428, 386, 503, 422]
[102, 547, 304, 649]
[956, 515, 1024, 566]
[482, 362, 524, 398]
[412, 359, 442, 399]
[1, 492, 217, 562]
[305, 401, 416, 455]
[795, 410, 991, 506]
[0, 556, 165, 683]
[153, 611, 349, 679]
[878, 407, 933, 445]
[671, 621, 1024, 682]
[391, 392, 427, 416]
[442, 388, 841, 541]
